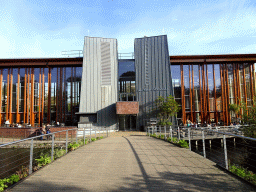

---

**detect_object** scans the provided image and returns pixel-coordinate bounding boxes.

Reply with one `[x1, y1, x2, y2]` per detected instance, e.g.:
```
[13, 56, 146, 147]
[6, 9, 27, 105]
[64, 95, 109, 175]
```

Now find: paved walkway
[10, 135, 255, 191]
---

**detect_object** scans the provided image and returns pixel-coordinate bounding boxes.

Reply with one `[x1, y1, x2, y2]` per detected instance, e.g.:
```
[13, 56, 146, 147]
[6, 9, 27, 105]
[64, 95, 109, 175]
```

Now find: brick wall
[116, 102, 139, 115]
[0, 127, 77, 138]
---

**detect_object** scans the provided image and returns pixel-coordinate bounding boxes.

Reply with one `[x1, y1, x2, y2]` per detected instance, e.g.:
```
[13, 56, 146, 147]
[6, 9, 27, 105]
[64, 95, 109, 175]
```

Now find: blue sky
[1, 0, 256, 58]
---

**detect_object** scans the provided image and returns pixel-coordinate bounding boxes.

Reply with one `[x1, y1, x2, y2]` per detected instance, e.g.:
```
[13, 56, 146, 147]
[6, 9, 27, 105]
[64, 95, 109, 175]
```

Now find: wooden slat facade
[0, 58, 83, 126]
[170, 54, 256, 126]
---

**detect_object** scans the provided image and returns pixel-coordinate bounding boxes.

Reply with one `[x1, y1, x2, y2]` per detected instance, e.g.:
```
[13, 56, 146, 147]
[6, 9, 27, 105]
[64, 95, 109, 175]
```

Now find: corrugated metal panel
[79, 37, 118, 129]
[135, 35, 173, 129]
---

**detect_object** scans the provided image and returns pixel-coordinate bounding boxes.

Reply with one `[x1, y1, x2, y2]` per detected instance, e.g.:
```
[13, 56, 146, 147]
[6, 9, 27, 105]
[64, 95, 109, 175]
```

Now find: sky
[1, 0, 256, 58]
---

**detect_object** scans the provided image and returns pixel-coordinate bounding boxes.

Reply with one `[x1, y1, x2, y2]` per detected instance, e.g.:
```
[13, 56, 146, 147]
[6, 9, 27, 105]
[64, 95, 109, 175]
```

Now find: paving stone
[10, 134, 255, 192]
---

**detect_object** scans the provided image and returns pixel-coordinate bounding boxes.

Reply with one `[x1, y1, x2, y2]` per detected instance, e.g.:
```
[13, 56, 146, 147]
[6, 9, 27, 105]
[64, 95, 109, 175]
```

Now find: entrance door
[118, 115, 137, 130]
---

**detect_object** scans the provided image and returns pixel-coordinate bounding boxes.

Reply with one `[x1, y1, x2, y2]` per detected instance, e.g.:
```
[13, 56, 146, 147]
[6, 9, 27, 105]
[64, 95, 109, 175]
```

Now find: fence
[146, 125, 256, 182]
[0, 126, 77, 144]
[0, 127, 111, 180]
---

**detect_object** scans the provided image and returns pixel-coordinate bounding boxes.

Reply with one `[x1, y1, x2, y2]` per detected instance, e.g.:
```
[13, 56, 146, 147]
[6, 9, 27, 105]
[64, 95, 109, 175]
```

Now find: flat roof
[170, 53, 256, 64]
[0, 57, 83, 67]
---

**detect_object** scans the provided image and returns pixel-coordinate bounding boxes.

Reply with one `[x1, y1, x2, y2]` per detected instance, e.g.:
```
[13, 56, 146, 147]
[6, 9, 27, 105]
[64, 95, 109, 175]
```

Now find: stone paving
[9, 134, 255, 192]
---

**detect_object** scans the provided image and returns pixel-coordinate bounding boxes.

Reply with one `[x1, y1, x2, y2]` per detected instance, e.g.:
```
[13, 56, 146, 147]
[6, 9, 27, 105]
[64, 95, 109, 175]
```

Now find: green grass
[229, 164, 256, 185]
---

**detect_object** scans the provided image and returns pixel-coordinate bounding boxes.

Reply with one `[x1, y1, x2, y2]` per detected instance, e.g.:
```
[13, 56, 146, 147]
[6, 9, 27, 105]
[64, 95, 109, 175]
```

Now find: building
[0, 35, 255, 129]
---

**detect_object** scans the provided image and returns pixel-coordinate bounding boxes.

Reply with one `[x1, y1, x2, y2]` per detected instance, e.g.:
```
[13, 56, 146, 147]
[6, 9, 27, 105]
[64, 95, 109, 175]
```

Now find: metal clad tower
[78, 37, 118, 129]
[134, 35, 173, 129]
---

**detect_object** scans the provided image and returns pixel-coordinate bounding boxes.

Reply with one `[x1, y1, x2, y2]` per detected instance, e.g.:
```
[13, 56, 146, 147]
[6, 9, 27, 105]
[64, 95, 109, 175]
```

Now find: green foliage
[150, 133, 157, 138]
[96, 137, 100, 140]
[229, 164, 256, 184]
[240, 99, 256, 138]
[178, 139, 189, 148]
[35, 154, 51, 167]
[77, 140, 83, 146]
[100, 136, 103, 139]
[159, 134, 165, 139]
[91, 138, 96, 142]
[68, 142, 80, 151]
[229, 103, 240, 114]
[54, 149, 66, 159]
[0, 179, 8, 192]
[228, 99, 256, 138]
[167, 137, 178, 143]
[0, 174, 20, 192]
[155, 95, 180, 125]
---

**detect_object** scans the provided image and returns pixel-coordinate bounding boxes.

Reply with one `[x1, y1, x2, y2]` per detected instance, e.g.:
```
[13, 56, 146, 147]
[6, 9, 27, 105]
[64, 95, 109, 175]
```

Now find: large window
[171, 62, 255, 126]
[0, 66, 82, 126]
[118, 60, 136, 101]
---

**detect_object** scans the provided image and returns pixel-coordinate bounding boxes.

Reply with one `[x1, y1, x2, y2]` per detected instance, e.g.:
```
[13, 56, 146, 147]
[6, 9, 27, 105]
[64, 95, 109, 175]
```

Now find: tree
[229, 99, 256, 138]
[155, 95, 180, 125]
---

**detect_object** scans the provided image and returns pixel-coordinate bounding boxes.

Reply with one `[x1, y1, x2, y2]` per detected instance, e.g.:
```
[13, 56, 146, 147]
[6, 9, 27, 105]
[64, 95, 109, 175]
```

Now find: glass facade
[0, 66, 82, 126]
[118, 60, 136, 101]
[171, 63, 256, 126]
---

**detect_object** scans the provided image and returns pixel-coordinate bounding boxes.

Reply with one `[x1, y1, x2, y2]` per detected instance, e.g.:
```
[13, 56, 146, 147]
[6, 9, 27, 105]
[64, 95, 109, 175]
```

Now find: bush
[68, 142, 80, 151]
[15, 166, 29, 179]
[54, 149, 66, 159]
[178, 139, 189, 148]
[91, 138, 96, 142]
[35, 154, 52, 167]
[0, 174, 20, 192]
[229, 164, 256, 184]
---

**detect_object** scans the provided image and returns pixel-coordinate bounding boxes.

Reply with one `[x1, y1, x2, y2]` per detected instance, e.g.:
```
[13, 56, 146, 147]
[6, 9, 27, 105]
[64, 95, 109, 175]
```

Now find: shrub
[229, 164, 256, 184]
[0, 174, 20, 192]
[35, 154, 52, 167]
[15, 166, 29, 179]
[178, 139, 189, 148]
[54, 149, 66, 159]
[91, 138, 96, 142]
[68, 142, 80, 151]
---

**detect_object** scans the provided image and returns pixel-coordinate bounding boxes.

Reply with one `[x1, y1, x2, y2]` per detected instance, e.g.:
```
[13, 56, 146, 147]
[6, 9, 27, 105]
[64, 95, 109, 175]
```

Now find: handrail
[146, 125, 256, 183]
[0, 127, 111, 181]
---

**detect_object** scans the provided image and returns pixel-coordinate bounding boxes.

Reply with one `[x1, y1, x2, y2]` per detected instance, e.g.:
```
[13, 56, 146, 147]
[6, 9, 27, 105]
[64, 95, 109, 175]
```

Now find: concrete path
[10, 135, 255, 191]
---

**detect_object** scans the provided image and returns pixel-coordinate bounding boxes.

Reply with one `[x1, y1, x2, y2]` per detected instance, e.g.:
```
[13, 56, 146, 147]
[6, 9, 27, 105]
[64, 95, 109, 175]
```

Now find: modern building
[0, 35, 255, 129]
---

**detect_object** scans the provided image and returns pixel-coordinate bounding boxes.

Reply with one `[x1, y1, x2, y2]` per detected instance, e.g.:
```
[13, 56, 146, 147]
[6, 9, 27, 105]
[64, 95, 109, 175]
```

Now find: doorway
[118, 115, 137, 131]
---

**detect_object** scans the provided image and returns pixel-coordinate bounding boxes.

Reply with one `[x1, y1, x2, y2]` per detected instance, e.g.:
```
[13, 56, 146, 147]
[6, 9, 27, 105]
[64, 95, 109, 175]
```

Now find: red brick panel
[0, 127, 77, 138]
[116, 102, 139, 115]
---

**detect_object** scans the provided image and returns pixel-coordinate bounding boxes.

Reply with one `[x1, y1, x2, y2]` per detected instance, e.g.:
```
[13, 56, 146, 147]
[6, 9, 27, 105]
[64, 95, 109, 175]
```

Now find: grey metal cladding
[134, 35, 173, 128]
[79, 36, 118, 129]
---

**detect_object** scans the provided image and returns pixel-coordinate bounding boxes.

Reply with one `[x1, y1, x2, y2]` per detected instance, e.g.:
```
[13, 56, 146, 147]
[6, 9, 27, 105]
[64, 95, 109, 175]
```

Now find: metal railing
[118, 93, 136, 101]
[146, 125, 256, 179]
[0, 127, 110, 180]
[118, 52, 134, 59]
[61, 50, 83, 57]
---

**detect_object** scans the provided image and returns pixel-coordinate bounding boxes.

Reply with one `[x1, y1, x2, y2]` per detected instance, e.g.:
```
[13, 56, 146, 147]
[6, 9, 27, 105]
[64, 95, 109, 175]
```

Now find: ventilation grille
[144, 38, 149, 85]
[101, 42, 111, 85]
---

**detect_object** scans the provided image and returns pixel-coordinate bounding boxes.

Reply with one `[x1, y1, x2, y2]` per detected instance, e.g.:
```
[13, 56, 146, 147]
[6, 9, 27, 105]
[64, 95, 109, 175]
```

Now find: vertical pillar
[223, 134, 228, 170]
[51, 133, 55, 161]
[0, 70, 2, 124]
[188, 128, 191, 151]
[213, 64, 217, 124]
[29, 139, 34, 175]
[202, 130, 206, 158]
[16, 68, 20, 124]
[31, 68, 35, 126]
[48, 68, 51, 124]
[7, 69, 10, 121]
